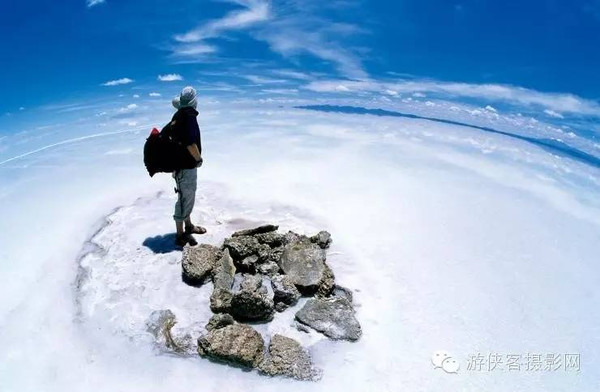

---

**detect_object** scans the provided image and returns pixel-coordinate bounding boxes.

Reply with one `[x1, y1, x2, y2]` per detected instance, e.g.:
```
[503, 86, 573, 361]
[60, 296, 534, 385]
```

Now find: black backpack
[143, 123, 197, 177]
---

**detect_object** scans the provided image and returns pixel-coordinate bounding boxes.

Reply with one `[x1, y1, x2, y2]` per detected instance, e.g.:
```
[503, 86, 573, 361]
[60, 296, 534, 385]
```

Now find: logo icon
[432, 350, 460, 374]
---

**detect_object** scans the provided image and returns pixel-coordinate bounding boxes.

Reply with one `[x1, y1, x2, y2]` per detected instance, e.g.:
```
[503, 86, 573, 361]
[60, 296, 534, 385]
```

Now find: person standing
[168, 86, 205, 246]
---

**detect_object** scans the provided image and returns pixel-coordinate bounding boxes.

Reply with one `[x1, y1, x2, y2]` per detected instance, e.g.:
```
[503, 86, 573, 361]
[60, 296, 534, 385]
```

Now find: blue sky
[1, 0, 600, 114]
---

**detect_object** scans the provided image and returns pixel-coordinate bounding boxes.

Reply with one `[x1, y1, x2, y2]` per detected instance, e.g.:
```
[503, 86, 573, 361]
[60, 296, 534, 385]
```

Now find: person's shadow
[143, 233, 180, 254]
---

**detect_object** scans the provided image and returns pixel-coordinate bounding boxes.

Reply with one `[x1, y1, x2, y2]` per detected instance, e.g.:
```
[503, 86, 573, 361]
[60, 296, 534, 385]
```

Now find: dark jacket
[169, 107, 202, 154]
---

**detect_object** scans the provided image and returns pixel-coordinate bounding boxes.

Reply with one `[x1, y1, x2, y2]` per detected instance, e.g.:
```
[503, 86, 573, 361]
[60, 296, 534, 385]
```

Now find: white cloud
[118, 103, 138, 113]
[87, 0, 105, 7]
[169, 0, 367, 78]
[261, 88, 298, 95]
[102, 78, 133, 86]
[544, 109, 564, 119]
[271, 69, 313, 80]
[255, 18, 368, 79]
[174, 0, 270, 43]
[132, 94, 140, 98]
[149, 92, 161, 97]
[158, 74, 183, 82]
[171, 44, 216, 59]
[305, 79, 600, 117]
[170, 0, 268, 62]
[242, 75, 286, 84]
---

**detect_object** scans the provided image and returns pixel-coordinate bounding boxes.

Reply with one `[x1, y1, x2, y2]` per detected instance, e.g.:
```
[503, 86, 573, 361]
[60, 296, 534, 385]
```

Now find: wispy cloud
[171, 44, 217, 59]
[169, 0, 367, 78]
[174, 0, 270, 43]
[271, 69, 314, 81]
[149, 92, 162, 97]
[86, 0, 105, 8]
[261, 88, 299, 95]
[242, 75, 286, 84]
[169, 0, 269, 61]
[255, 16, 368, 79]
[102, 78, 133, 86]
[305, 78, 600, 117]
[544, 109, 564, 119]
[158, 73, 183, 82]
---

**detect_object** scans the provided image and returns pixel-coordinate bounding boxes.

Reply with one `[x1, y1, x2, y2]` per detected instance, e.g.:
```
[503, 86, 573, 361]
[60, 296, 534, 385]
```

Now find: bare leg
[176, 221, 184, 236]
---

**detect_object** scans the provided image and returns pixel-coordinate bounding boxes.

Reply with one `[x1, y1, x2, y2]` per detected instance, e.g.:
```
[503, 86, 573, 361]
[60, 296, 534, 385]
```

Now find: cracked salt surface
[75, 184, 348, 356]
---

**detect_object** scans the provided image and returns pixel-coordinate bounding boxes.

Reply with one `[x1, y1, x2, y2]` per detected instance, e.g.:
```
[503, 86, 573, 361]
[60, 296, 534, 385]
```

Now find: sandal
[185, 225, 207, 235]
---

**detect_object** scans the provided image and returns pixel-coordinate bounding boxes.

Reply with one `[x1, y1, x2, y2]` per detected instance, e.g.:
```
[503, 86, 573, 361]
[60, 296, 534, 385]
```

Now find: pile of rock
[152, 224, 360, 381]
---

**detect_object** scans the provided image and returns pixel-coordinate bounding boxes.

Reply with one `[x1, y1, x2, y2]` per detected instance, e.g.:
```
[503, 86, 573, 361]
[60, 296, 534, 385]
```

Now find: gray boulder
[210, 288, 233, 313]
[278, 239, 327, 294]
[295, 297, 361, 341]
[239, 274, 265, 292]
[271, 275, 301, 307]
[206, 313, 235, 331]
[212, 249, 236, 289]
[282, 230, 305, 245]
[257, 245, 284, 264]
[223, 236, 260, 260]
[232, 224, 279, 237]
[230, 275, 275, 322]
[255, 232, 285, 247]
[238, 254, 259, 272]
[310, 230, 332, 249]
[256, 261, 280, 277]
[181, 244, 223, 285]
[197, 323, 265, 368]
[210, 249, 236, 313]
[259, 334, 322, 381]
[332, 285, 353, 303]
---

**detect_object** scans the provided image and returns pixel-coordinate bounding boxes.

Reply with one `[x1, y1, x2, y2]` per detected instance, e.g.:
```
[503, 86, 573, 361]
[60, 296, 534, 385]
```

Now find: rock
[257, 245, 284, 264]
[259, 334, 322, 381]
[206, 313, 235, 331]
[310, 230, 332, 249]
[295, 297, 361, 341]
[278, 239, 327, 294]
[316, 263, 335, 297]
[282, 230, 304, 245]
[181, 244, 222, 285]
[271, 275, 301, 307]
[238, 254, 259, 272]
[256, 261, 280, 276]
[295, 321, 311, 333]
[223, 236, 260, 260]
[231, 291, 274, 322]
[232, 224, 279, 237]
[210, 250, 236, 313]
[332, 285, 353, 303]
[254, 232, 285, 247]
[275, 302, 288, 312]
[210, 288, 233, 313]
[198, 323, 265, 368]
[212, 249, 236, 290]
[230, 275, 274, 322]
[239, 274, 264, 292]
[146, 309, 195, 354]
